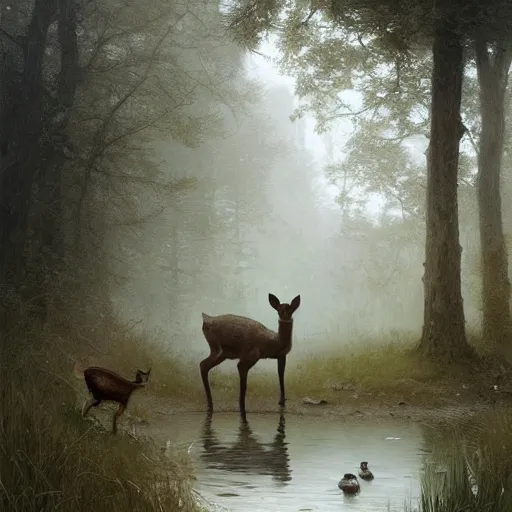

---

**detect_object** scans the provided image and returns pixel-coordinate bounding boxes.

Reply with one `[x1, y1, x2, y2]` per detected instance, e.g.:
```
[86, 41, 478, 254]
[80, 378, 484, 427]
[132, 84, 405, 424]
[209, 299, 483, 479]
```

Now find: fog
[97, 1, 491, 366]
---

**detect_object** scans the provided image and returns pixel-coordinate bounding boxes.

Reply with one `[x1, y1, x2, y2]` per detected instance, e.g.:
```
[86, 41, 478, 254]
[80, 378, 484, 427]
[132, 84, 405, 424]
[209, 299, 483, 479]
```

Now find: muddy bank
[139, 360, 512, 427]
[145, 393, 497, 426]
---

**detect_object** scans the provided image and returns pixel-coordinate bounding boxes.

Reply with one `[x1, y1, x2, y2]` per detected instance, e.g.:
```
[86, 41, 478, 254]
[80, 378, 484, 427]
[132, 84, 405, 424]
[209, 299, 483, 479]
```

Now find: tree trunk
[475, 39, 512, 353]
[28, 0, 80, 322]
[0, 0, 58, 332]
[419, 19, 471, 361]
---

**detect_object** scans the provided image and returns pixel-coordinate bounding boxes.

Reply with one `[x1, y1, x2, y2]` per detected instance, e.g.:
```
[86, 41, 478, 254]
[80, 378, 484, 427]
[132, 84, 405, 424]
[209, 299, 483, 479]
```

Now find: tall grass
[419, 411, 512, 512]
[64, 317, 498, 409]
[0, 336, 203, 512]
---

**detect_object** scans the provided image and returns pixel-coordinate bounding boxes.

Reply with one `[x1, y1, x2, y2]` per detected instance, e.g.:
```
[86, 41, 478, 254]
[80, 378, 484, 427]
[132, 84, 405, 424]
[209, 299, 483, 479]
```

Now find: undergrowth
[418, 410, 512, 512]
[67, 324, 501, 407]
[59, 318, 504, 410]
[0, 332, 204, 512]
[203, 332, 468, 405]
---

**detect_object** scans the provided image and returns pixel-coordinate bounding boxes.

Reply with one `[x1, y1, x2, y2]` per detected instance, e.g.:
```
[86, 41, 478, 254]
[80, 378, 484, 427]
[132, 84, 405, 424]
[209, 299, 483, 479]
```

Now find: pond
[148, 411, 430, 512]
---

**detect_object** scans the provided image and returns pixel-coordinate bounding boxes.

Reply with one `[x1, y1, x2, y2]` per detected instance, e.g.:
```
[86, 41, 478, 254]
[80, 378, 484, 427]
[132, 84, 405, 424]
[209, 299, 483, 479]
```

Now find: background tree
[0, 0, 251, 338]
[283, 8, 512, 353]
[475, 40, 512, 352]
[226, 0, 512, 361]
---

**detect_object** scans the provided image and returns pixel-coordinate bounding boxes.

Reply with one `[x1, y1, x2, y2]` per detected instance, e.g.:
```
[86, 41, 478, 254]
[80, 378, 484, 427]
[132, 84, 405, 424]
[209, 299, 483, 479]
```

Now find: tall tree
[226, 0, 512, 360]
[475, 40, 512, 352]
[0, 0, 241, 334]
[418, 19, 467, 358]
[292, 24, 512, 350]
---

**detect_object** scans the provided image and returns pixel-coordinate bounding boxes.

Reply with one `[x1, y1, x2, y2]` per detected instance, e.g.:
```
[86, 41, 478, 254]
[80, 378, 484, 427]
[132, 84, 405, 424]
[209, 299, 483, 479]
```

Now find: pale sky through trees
[245, 39, 391, 216]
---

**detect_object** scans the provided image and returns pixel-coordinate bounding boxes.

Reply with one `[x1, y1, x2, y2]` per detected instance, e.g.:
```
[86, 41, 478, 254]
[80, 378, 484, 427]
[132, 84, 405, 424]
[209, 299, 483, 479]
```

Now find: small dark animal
[358, 461, 374, 480]
[200, 293, 301, 420]
[338, 473, 360, 494]
[82, 367, 151, 434]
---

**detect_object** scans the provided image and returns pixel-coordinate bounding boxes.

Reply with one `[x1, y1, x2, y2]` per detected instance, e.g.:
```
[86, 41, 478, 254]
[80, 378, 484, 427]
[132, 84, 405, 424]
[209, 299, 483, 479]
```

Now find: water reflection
[200, 412, 291, 484]
[148, 412, 427, 511]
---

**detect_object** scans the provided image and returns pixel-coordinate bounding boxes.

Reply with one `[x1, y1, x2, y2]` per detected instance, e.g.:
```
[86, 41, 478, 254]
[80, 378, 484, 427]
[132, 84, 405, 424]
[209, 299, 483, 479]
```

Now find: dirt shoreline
[145, 393, 498, 426]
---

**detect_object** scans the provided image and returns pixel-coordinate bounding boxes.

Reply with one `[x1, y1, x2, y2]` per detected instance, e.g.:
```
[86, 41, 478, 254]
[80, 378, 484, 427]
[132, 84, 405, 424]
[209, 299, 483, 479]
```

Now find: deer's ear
[290, 295, 301, 312]
[268, 293, 280, 310]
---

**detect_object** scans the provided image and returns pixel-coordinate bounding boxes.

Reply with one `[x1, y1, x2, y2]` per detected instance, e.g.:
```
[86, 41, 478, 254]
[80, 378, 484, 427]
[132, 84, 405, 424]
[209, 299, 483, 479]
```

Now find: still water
[149, 411, 429, 512]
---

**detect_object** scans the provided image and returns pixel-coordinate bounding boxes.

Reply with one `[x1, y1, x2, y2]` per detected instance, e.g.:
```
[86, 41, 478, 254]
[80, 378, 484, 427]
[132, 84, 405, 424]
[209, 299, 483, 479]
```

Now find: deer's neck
[277, 319, 293, 352]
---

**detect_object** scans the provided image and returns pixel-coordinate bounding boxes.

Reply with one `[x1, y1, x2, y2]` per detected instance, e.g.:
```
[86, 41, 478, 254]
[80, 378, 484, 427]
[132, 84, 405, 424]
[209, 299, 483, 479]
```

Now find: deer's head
[268, 294, 301, 322]
[135, 368, 151, 384]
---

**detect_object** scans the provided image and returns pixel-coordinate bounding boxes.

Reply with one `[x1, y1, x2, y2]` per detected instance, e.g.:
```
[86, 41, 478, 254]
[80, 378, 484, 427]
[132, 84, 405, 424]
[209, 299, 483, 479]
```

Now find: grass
[47, 302, 504, 418]
[417, 410, 512, 512]
[0, 335, 205, 512]
[66, 324, 501, 409]
[200, 332, 470, 407]
[5, 308, 508, 512]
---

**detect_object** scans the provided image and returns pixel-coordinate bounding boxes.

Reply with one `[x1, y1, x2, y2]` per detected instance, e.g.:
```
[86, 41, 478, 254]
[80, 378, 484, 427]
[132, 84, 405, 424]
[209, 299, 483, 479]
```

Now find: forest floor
[135, 373, 508, 428]
[72, 330, 512, 427]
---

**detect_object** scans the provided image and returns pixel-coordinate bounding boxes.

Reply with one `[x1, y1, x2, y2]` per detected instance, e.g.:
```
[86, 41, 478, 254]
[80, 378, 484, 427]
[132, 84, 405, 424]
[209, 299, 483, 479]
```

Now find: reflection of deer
[200, 293, 301, 420]
[200, 413, 291, 485]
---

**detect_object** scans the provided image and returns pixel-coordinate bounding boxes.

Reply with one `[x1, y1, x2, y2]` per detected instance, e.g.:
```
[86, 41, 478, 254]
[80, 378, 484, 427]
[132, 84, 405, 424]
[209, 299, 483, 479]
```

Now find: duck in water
[338, 473, 360, 494]
[358, 461, 374, 480]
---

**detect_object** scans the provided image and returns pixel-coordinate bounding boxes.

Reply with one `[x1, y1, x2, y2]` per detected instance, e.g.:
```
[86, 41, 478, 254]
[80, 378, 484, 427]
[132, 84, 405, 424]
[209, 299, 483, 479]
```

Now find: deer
[82, 366, 151, 434]
[200, 293, 301, 420]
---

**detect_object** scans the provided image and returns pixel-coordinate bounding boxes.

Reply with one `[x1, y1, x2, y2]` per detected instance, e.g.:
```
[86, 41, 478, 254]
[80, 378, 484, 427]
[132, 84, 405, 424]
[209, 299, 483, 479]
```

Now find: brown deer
[200, 293, 301, 420]
[82, 367, 151, 434]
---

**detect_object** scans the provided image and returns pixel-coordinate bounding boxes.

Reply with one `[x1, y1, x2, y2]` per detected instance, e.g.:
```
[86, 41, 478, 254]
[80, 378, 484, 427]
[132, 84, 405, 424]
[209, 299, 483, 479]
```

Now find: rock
[330, 382, 356, 392]
[302, 397, 328, 405]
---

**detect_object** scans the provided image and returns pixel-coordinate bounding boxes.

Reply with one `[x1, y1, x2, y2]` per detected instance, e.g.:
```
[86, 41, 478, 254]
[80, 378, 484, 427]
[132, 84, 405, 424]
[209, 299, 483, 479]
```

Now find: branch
[322, 103, 377, 124]
[301, 8, 317, 26]
[108, 205, 167, 227]
[101, 110, 169, 149]
[462, 123, 479, 157]
[459, 176, 475, 188]
[75, 22, 175, 235]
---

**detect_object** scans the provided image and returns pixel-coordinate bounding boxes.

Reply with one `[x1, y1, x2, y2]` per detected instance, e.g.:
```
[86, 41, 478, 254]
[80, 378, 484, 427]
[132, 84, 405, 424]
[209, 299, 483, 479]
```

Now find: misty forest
[3, 0, 512, 511]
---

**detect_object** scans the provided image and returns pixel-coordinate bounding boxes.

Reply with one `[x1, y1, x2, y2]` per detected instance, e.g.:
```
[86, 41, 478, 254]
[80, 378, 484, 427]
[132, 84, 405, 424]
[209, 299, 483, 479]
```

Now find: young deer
[200, 293, 301, 420]
[82, 367, 151, 434]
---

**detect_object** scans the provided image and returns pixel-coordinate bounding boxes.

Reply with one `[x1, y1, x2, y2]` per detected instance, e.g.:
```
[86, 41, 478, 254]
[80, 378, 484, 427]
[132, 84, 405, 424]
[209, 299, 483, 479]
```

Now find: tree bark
[0, 0, 58, 267]
[475, 39, 512, 353]
[0, 0, 58, 330]
[419, 19, 471, 361]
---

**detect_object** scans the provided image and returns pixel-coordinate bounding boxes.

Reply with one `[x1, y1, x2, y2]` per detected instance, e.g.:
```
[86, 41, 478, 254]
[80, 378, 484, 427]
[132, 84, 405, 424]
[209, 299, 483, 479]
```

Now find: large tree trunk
[419, 19, 471, 361]
[0, 0, 58, 331]
[28, 0, 80, 322]
[475, 39, 512, 354]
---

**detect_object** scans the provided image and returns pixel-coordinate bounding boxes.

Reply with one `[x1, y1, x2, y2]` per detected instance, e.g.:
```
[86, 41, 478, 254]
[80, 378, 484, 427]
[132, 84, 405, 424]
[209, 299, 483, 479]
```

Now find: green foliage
[225, 0, 497, 227]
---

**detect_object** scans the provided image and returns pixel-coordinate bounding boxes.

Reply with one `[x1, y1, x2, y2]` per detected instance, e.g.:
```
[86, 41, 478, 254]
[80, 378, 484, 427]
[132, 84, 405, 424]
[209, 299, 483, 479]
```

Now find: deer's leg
[277, 356, 287, 407]
[82, 398, 101, 417]
[237, 359, 258, 422]
[112, 403, 126, 434]
[200, 351, 226, 412]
